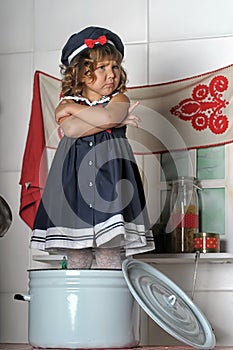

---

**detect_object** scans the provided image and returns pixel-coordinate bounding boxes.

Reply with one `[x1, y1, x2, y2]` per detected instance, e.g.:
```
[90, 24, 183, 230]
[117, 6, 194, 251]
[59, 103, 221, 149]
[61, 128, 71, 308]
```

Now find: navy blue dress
[31, 95, 155, 256]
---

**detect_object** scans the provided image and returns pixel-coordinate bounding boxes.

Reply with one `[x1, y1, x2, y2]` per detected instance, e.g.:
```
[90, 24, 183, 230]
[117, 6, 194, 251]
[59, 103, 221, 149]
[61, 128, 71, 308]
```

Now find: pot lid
[122, 259, 215, 349]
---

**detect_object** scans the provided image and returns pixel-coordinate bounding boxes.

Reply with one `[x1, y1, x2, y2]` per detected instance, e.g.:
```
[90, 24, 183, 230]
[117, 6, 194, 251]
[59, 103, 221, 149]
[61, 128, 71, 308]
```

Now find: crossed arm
[55, 93, 140, 138]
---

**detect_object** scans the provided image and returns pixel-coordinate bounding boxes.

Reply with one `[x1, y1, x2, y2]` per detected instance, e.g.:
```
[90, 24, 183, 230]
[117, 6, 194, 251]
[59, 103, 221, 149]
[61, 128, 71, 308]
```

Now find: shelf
[136, 252, 233, 264]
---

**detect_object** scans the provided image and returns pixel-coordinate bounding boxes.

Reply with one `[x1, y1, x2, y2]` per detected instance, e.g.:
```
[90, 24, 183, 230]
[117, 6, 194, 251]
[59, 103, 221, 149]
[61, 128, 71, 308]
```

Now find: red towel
[19, 71, 48, 229]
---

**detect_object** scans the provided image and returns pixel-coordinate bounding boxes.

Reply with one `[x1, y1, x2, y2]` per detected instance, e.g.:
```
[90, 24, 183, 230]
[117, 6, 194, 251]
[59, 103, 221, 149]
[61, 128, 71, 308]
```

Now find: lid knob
[167, 294, 176, 307]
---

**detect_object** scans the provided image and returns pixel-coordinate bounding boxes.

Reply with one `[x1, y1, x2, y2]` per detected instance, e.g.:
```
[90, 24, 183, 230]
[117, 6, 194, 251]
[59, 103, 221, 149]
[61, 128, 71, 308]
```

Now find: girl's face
[81, 58, 121, 101]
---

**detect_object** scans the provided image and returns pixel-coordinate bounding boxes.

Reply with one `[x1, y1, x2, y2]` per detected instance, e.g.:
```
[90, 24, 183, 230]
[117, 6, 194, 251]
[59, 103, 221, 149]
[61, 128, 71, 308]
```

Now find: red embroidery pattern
[170, 75, 229, 134]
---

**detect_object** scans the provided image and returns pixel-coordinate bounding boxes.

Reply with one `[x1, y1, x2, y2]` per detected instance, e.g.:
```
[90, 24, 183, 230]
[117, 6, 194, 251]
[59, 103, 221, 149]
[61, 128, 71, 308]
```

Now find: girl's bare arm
[117, 101, 141, 128]
[56, 93, 130, 138]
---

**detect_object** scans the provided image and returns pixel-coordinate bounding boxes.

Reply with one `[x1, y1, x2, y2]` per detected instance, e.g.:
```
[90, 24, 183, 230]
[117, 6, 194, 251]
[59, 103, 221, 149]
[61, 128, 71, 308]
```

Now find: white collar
[60, 92, 119, 106]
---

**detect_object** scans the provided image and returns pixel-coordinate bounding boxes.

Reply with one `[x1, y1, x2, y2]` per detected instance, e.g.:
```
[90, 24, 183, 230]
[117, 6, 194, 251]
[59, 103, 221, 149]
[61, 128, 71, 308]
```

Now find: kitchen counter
[1, 346, 233, 350]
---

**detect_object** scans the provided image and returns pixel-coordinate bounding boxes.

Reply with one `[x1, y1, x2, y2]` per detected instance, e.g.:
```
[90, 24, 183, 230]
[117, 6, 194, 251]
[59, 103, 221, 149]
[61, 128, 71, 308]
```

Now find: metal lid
[122, 259, 215, 349]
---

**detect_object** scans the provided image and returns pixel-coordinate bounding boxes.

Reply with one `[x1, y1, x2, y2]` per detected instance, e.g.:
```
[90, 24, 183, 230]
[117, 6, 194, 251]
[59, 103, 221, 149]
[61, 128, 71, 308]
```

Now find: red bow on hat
[84, 35, 107, 48]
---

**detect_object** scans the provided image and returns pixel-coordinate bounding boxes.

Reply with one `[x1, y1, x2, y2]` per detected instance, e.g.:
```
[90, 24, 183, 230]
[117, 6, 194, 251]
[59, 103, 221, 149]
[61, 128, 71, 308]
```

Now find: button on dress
[31, 94, 155, 256]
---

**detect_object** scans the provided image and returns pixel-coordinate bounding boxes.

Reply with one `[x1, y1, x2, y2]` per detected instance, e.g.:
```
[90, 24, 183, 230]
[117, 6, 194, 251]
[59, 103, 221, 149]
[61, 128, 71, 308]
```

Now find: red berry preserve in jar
[194, 232, 220, 253]
[168, 176, 200, 253]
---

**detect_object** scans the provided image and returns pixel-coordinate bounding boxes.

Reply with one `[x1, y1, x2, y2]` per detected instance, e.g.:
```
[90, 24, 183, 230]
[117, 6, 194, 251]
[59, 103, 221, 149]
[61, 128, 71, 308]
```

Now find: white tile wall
[124, 44, 148, 86]
[0, 0, 33, 53]
[149, 0, 233, 41]
[0, 292, 28, 343]
[0, 53, 33, 171]
[149, 37, 233, 83]
[34, 51, 61, 78]
[0, 172, 30, 293]
[196, 291, 233, 345]
[0, 0, 233, 345]
[150, 261, 233, 292]
[0, 171, 30, 342]
[34, 0, 148, 53]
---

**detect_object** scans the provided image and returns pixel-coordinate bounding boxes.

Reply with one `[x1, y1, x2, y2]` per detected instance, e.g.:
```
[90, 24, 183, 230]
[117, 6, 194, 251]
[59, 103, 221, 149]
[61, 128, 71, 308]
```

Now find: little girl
[31, 26, 155, 269]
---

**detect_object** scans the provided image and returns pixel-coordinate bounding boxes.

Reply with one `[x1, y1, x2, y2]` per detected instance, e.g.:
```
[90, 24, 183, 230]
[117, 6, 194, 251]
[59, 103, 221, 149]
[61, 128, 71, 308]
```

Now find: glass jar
[168, 177, 200, 253]
[193, 232, 220, 253]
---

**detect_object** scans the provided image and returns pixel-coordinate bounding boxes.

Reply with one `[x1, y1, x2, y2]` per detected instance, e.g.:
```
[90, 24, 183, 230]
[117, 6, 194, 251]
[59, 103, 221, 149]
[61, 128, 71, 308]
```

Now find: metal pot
[15, 259, 216, 350]
[14, 268, 140, 349]
[0, 195, 12, 237]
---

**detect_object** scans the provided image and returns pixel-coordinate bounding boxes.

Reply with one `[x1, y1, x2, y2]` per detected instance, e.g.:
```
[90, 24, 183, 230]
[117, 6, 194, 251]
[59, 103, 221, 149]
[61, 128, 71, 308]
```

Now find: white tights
[56, 248, 122, 269]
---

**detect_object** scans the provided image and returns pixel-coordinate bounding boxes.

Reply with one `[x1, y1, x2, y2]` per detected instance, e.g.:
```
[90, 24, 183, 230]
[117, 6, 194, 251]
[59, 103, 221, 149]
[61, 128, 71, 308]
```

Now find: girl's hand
[55, 99, 74, 125]
[117, 101, 141, 128]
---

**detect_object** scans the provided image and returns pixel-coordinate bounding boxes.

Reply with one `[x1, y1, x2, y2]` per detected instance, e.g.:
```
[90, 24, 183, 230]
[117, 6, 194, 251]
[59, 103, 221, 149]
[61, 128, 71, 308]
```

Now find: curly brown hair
[60, 44, 128, 97]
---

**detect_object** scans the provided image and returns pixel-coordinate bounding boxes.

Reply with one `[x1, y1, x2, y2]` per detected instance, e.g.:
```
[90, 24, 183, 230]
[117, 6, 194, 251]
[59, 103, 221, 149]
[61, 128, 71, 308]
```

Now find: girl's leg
[55, 248, 93, 269]
[95, 247, 122, 269]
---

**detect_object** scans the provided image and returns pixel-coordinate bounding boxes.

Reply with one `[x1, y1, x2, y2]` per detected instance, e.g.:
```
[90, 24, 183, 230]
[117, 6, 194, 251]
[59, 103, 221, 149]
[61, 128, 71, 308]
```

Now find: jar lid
[194, 232, 220, 238]
[170, 176, 199, 185]
[122, 259, 215, 349]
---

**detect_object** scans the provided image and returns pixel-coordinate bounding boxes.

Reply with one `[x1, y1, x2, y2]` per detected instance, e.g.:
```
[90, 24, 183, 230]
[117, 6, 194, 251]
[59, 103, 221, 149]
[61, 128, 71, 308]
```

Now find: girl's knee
[95, 248, 122, 269]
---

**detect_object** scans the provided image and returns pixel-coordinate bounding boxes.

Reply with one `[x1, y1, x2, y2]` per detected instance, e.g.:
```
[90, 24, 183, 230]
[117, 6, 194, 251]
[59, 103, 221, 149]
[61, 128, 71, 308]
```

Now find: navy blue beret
[61, 26, 124, 65]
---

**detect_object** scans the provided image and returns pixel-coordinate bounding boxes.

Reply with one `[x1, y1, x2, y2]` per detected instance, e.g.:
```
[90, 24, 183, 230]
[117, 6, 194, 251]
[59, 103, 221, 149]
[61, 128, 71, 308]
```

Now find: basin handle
[14, 293, 31, 302]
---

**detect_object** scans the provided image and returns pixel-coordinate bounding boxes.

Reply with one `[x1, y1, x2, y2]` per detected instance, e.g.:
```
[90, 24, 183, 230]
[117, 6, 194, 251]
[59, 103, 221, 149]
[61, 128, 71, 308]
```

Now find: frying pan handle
[14, 293, 31, 302]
